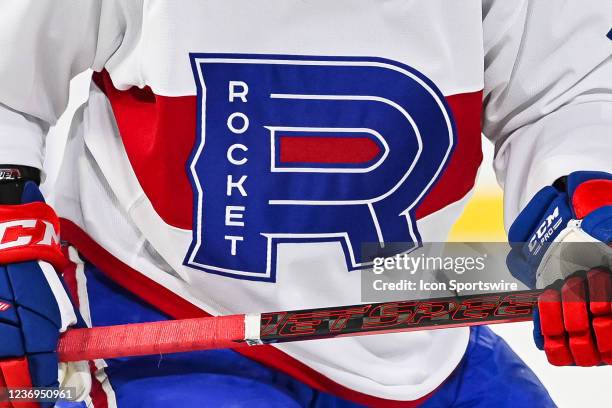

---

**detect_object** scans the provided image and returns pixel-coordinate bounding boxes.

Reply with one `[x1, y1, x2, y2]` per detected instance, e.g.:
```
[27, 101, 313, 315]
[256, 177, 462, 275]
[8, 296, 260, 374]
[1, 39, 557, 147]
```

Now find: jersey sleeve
[0, 0, 125, 170]
[482, 0, 612, 226]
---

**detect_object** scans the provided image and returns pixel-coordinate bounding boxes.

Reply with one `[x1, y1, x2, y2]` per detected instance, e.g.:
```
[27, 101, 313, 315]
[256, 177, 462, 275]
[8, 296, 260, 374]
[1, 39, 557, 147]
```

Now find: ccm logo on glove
[0, 218, 59, 250]
[0, 202, 66, 271]
[528, 206, 562, 255]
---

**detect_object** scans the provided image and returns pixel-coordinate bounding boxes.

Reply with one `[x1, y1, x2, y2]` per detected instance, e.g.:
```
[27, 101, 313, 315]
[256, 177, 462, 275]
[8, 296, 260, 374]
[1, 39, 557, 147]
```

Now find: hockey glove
[0, 170, 89, 407]
[507, 171, 612, 366]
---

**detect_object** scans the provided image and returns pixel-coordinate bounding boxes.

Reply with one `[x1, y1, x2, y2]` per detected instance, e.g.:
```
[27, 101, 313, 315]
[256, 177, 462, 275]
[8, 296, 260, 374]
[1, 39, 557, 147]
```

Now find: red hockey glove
[537, 268, 612, 366]
[508, 171, 612, 366]
[0, 168, 89, 407]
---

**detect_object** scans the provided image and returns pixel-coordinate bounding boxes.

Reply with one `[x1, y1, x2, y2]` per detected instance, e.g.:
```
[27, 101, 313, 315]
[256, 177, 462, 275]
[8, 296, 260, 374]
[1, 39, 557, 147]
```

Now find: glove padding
[508, 171, 612, 366]
[0, 182, 89, 407]
[535, 268, 612, 366]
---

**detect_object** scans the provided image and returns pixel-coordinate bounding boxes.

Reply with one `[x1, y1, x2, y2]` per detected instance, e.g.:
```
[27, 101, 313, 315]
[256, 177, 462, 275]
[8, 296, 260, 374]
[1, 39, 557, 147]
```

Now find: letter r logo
[187, 54, 455, 282]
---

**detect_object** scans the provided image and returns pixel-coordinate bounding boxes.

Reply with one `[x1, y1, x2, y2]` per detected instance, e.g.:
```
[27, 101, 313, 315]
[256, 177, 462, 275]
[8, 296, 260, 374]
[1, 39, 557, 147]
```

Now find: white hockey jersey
[0, 0, 611, 403]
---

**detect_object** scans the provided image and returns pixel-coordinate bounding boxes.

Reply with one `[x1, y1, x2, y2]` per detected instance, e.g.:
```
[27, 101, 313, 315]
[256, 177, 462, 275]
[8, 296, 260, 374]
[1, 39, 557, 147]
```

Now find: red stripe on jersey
[279, 136, 381, 164]
[61, 248, 110, 408]
[89, 360, 109, 408]
[60, 219, 443, 407]
[92, 72, 196, 230]
[93, 70, 481, 229]
[415, 92, 483, 219]
[61, 257, 79, 307]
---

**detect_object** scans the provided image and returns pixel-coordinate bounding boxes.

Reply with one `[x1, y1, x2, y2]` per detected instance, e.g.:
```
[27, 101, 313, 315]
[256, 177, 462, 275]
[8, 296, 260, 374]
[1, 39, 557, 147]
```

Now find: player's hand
[507, 171, 612, 366]
[0, 181, 89, 407]
[535, 267, 612, 366]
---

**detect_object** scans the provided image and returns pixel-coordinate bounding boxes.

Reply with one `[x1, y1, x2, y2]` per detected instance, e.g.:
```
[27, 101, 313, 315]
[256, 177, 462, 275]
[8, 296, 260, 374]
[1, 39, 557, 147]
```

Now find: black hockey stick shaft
[256, 289, 542, 344]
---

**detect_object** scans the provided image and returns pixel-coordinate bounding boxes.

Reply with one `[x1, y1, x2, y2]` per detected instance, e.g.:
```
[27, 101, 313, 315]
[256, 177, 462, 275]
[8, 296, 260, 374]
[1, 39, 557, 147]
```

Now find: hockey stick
[57, 289, 542, 362]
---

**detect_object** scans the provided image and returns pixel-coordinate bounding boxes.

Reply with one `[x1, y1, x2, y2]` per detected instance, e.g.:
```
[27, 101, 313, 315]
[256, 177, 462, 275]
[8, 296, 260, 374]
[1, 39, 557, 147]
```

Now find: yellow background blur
[449, 187, 506, 242]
